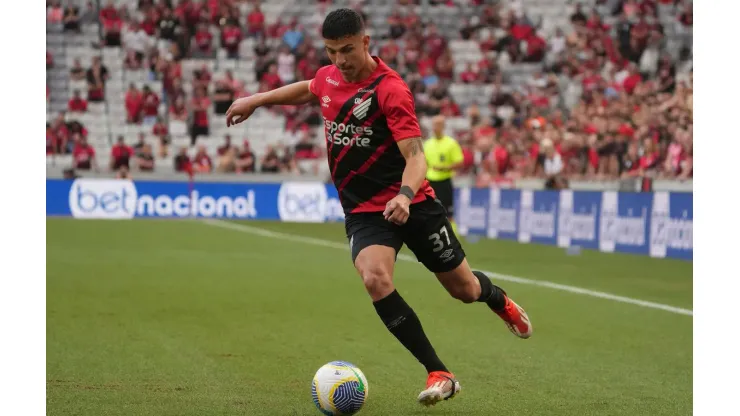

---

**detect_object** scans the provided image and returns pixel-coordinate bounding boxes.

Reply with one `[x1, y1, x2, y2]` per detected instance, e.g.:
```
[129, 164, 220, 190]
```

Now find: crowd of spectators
[46, 0, 692, 185]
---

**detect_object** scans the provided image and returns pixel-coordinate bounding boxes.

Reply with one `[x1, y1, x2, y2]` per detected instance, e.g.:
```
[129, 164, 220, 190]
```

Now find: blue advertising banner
[455, 187, 488, 237]
[455, 187, 692, 261]
[487, 189, 520, 241]
[46, 178, 345, 222]
[557, 190, 601, 251]
[649, 191, 693, 261]
[518, 190, 559, 246]
[46, 179, 692, 260]
[599, 191, 652, 256]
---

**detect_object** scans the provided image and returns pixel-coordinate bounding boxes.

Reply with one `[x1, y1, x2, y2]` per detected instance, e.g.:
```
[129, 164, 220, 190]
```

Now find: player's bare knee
[359, 265, 394, 299]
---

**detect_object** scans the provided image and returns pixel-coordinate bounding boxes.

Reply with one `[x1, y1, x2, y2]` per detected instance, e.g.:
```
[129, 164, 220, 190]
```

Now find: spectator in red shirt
[193, 63, 212, 91]
[99, 0, 122, 46]
[152, 117, 168, 138]
[99, 0, 119, 25]
[170, 96, 188, 121]
[235, 140, 256, 173]
[51, 115, 70, 150]
[296, 48, 320, 81]
[622, 64, 643, 94]
[221, 22, 242, 59]
[125, 83, 143, 123]
[425, 24, 446, 60]
[459, 63, 478, 84]
[47, 0, 64, 24]
[190, 86, 210, 145]
[192, 145, 213, 173]
[486, 140, 511, 177]
[246, 4, 265, 37]
[141, 85, 161, 125]
[510, 17, 533, 41]
[439, 97, 461, 117]
[68, 90, 88, 113]
[72, 135, 97, 171]
[140, 6, 158, 36]
[294, 131, 320, 161]
[174, 147, 192, 173]
[261, 63, 282, 90]
[524, 31, 547, 62]
[192, 23, 214, 58]
[110, 136, 134, 171]
[638, 137, 660, 174]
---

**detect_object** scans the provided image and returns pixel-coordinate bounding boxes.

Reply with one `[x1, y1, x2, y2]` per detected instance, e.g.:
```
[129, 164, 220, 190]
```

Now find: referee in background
[423, 115, 464, 235]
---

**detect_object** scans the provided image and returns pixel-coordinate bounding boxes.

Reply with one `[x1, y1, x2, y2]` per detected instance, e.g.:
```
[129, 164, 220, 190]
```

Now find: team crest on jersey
[353, 97, 372, 120]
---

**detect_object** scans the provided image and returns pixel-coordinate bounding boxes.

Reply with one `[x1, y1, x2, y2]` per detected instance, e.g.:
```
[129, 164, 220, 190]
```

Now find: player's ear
[362, 34, 370, 51]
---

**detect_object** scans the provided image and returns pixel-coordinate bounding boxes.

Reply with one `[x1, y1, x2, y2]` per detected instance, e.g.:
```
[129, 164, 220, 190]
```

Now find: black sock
[473, 271, 507, 312]
[373, 290, 448, 373]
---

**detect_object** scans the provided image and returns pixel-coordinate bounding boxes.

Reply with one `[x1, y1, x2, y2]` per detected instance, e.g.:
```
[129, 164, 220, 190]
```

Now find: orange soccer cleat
[494, 294, 533, 339]
[417, 371, 461, 407]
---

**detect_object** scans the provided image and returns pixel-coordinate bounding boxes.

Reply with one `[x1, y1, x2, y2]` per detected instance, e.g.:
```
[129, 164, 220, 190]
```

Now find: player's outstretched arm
[384, 137, 427, 225]
[226, 80, 316, 126]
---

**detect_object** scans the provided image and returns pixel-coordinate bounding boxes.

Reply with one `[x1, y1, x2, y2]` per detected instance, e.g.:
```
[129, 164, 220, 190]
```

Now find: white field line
[201, 219, 693, 317]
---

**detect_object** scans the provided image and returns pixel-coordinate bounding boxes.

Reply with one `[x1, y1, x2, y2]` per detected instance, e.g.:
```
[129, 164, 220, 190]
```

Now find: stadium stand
[46, 0, 692, 184]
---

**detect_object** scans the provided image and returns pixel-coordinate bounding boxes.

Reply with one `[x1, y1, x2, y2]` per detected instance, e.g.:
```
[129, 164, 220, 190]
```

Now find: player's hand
[226, 96, 260, 127]
[384, 194, 411, 225]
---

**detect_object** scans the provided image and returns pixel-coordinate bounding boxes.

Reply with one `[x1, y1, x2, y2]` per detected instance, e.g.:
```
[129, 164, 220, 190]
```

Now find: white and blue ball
[311, 361, 369, 415]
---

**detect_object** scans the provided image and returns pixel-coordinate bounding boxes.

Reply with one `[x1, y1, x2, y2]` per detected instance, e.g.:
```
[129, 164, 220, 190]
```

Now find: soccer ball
[311, 361, 369, 415]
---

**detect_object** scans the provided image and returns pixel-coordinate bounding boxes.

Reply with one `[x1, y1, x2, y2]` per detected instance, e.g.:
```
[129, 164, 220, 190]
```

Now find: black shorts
[428, 178, 454, 216]
[345, 196, 466, 273]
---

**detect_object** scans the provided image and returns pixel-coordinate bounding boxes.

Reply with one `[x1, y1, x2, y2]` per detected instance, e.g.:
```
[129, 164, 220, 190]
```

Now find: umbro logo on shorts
[439, 249, 454, 262]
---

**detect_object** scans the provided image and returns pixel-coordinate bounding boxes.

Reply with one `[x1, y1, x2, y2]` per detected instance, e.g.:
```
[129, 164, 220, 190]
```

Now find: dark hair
[322, 8, 364, 40]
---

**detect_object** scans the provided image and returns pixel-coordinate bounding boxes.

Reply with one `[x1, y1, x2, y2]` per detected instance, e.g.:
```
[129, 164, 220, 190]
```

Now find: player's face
[432, 118, 445, 137]
[324, 34, 370, 81]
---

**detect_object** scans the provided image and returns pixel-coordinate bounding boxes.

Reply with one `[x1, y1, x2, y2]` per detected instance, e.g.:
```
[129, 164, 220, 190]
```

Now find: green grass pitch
[46, 218, 692, 415]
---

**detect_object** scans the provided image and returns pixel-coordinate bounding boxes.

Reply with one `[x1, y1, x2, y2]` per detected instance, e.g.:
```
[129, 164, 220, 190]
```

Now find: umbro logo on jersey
[353, 97, 372, 120]
[322, 95, 331, 108]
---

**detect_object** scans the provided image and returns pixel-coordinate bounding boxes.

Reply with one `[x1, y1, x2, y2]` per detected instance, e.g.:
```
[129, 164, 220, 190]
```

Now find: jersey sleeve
[309, 78, 320, 97]
[308, 66, 329, 97]
[379, 78, 422, 142]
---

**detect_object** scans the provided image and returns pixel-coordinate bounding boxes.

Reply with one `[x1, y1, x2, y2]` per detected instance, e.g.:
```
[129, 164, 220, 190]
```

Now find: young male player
[226, 9, 532, 408]
[423, 115, 465, 235]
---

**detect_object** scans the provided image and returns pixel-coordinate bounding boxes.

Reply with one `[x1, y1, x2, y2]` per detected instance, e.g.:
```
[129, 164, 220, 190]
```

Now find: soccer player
[423, 115, 464, 235]
[226, 9, 532, 408]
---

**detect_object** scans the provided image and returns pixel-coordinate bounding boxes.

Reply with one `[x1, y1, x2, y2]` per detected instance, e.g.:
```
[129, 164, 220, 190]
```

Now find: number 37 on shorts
[405, 199, 466, 273]
[345, 198, 466, 273]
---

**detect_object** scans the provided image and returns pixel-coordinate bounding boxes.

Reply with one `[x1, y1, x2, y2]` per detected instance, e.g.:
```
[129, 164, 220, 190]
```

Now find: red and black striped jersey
[309, 56, 436, 214]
